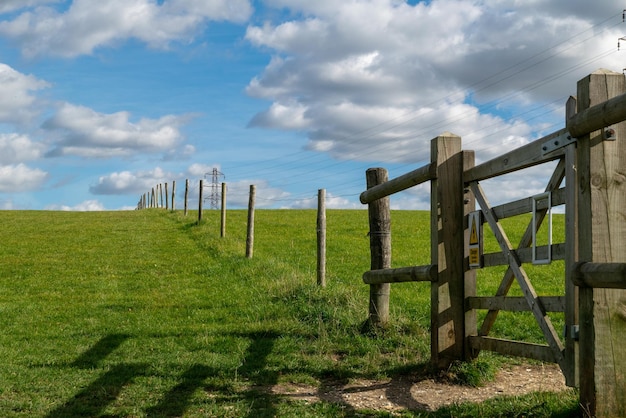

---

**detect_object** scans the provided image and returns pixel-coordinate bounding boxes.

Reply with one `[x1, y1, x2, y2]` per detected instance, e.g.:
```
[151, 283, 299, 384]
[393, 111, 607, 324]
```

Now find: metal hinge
[541, 131, 577, 156]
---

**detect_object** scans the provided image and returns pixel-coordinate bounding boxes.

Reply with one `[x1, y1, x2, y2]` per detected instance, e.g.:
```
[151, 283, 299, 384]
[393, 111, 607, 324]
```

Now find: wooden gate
[360, 69, 626, 417]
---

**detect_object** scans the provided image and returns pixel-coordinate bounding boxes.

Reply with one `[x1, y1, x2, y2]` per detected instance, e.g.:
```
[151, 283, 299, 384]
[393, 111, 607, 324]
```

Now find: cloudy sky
[0, 0, 624, 210]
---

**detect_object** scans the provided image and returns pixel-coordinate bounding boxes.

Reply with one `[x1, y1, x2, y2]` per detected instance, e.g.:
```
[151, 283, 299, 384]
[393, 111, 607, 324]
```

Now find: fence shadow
[46, 363, 147, 418]
[47, 331, 290, 417]
[70, 333, 131, 369]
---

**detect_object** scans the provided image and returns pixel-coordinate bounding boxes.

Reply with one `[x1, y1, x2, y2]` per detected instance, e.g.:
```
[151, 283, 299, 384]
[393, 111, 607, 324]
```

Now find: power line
[222, 9, 624, 206]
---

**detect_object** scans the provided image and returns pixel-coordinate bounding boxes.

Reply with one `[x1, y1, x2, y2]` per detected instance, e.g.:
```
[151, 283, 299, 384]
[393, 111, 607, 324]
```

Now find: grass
[0, 209, 580, 417]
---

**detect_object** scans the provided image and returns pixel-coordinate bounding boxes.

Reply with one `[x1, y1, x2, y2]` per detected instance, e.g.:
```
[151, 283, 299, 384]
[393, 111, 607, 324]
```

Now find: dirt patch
[271, 363, 568, 412]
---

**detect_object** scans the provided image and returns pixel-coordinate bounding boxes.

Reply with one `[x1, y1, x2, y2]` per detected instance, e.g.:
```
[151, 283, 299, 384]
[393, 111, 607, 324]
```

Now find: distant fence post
[430, 132, 470, 368]
[366, 168, 391, 327]
[246, 185, 256, 259]
[574, 69, 626, 417]
[198, 179, 203, 223]
[184, 179, 189, 216]
[151, 187, 156, 208]
[165, 183, 169, 210]
[171, 181, 176, 211]
[159, 184, 164, 208]
[317, 188, 327, 287]
[220, 182, 227, 238]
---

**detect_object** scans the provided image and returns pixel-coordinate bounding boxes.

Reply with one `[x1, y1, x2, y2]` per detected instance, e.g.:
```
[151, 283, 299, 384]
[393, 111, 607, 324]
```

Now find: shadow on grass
[46, 363, 148, 418]
[70, 333, 130, 369]
[47, 331, 293, 418]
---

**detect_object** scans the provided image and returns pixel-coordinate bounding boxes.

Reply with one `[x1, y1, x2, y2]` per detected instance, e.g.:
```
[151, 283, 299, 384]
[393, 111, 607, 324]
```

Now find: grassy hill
[0, 209, 578, 417]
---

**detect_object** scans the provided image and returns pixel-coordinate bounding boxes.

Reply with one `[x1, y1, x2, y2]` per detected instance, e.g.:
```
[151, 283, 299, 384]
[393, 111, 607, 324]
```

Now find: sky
[0, 0, 624, 211]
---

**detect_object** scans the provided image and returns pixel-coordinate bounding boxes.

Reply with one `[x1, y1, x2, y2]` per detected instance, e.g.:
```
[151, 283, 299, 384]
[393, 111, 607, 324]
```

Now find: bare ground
[270, 363, 569, 413]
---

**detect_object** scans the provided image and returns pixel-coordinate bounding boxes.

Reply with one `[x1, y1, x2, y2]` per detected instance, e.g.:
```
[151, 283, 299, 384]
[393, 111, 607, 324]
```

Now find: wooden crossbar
[362, 265, 437, 284]
[359, 162, 435, 204]
[467, 296, 565, 312]
[468, 336, 556, 363]
[471, 181, 566, 368]
[573, 262, 626, 289]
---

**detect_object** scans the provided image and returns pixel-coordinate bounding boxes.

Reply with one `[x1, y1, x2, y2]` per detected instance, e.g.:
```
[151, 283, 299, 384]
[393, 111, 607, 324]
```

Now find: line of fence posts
[135, 181, 328, 287]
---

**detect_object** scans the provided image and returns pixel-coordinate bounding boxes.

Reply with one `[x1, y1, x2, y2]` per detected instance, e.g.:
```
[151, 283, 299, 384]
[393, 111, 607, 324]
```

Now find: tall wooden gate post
[575, 69, 626, 417]
[366, 168, 391, 327]
[430, 133, 476, 367]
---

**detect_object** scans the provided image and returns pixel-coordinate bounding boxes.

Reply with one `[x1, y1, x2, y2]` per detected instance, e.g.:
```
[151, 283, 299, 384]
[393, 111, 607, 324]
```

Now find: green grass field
[0, 209, 579, 417]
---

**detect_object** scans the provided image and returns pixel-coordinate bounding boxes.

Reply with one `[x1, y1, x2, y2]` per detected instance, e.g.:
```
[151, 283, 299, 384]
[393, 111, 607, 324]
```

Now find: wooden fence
[360, 69, 626, 417]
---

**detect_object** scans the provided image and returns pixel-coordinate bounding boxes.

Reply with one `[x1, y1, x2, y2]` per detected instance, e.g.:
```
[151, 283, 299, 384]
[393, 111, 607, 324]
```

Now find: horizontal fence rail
[362, 265, 437, 285]
[572, 262, 626, 289]
[359, 162, 435, 204]
[464, 128, 568, 183]
[566, 91, 626, 138]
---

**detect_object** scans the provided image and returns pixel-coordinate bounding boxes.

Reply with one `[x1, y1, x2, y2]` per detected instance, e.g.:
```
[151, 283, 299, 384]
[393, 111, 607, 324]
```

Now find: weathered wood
[573, 262, 626, 289]
[491, 187, 566, 220]
[467, 296, 565, 312]
[317, 189, 326, 287]
[359, 163, 435, 204]
[463, 150, 478, 360]
[472, 182, 565, 369]
[246, 185, 255, 259]
[171, 180, 176, 211]
[366, 168, 391, 327]
[430, 133, 466, 367]
[567, 90, 626, 138]
[184, 179, 189, 216]
[464, 128, 567, 183]
[564, 141, 578, 388]
[198, 180, 203, 223]
[468, 336, 556, 363]
[362, 265, 437, 284]
[482, 243, 565, 267]
[165, 182, 169, 210]
[475, 158, 565, 345]
[575, 69, 626, 417]
[220, 182, 226, 238]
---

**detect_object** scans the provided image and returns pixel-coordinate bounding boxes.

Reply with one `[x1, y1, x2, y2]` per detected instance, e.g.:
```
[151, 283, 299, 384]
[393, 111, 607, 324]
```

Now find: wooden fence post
[317, 188, 326, 287]
[184, 179, 189, 216]
[366, 168, 391, 327]
[575, 69, 626, 417]
[159, 184, 164, 208]
[246, 185, 256, 259]
[430, 132, 468, 368]
[171, 180, 176, 211]
[165, 183, 169, 210]
[220, 182, 226, 238]
[198, 179, 203, 223]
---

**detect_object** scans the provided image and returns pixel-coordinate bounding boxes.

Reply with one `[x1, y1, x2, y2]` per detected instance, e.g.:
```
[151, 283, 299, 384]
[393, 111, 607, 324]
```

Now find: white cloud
[245, 0, 624, 167]
[0, 0, 253, 58]
[0, 133, 46, 164]
[288, 192, 358, 209]
[45, 199, 106, 211]
[222, 179, 290, 208]
[0, 63, 49, 125]
[0, 163, 48, 192]
[43, 102, 187, 158]
[187, 163, 221, 177]
[90, 167, 176, 195]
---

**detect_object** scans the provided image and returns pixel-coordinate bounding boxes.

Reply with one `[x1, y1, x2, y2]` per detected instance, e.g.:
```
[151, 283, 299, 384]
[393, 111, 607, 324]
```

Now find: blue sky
[0, 0, 624, 210]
